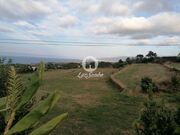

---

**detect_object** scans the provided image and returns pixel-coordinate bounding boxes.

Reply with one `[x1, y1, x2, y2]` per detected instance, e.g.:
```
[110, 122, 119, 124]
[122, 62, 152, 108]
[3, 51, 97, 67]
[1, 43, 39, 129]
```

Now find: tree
[0, 62, 67, 135]
[146, 51, 157, 58]
[118, 59, 123, 64]
[137, 54, 144, 58]
[177, 53, 180, 62]
[146, 51, 157, 63]
[136, 54, 144, 63]
[134, 96, 175, 135]
[126, 57, 132, 64]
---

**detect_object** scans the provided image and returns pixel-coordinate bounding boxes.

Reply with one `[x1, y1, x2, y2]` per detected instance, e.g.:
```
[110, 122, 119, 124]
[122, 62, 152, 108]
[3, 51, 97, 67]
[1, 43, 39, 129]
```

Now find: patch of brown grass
[73, 93, 99, 107]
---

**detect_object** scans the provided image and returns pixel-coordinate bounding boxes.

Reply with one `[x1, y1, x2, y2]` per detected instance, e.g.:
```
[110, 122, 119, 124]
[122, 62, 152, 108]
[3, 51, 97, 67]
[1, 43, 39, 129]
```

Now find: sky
[0, 0, 180, 59]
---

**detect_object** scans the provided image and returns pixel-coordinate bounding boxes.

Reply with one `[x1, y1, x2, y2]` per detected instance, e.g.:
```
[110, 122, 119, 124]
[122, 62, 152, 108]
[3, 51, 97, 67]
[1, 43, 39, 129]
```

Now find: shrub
[174, 108, 180, 135]
[0, 57, 9, 97]
[175, 108, 180, 125]
[98, 61, 112, 68]
[171, 74, 179, 92]
[134, 97, 175, 135]
[126, 57, 133, 64]
[141, 77, 158, 93]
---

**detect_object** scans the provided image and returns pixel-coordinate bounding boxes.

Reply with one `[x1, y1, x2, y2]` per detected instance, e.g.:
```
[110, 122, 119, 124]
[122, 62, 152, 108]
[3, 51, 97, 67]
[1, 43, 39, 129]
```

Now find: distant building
[28, 65, 37, 71]
[32, 66, 37, 71]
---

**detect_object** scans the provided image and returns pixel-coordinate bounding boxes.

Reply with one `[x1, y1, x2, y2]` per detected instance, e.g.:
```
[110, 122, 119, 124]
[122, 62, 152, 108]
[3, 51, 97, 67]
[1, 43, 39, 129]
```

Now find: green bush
[141, 77, 158, 93]
[175, 108, 180, 125]
[171, 74, 179, 92]
[0, 58, 9, 97]
[134, 97, 175, 135]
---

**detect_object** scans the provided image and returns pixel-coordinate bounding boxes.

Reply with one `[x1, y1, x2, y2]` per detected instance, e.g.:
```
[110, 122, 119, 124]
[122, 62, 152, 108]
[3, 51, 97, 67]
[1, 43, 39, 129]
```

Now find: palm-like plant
[0, 62, 67, 135]
[3, 66, 24, 135]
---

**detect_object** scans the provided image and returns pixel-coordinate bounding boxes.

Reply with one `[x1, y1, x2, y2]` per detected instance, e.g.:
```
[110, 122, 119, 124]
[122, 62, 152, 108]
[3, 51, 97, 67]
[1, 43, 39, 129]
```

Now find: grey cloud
[0, 0, 51, 21]
[89, 12, 180, 39]
[0, 0, 78, 38]
[68, 0, 130, 16]
[133, 0, 176, 15]
[0, 27, 14, 33]
[99, 0, 130, 16]
[68, 0, 178, 18]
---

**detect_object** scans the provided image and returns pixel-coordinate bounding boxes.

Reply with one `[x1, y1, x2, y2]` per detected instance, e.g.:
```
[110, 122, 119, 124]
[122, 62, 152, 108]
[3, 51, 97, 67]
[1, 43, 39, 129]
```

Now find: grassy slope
[114, 63, 180, 109]
[35, 68, 144, 135]
[114, 64, 174, 93]
[167, 62, 180, 70]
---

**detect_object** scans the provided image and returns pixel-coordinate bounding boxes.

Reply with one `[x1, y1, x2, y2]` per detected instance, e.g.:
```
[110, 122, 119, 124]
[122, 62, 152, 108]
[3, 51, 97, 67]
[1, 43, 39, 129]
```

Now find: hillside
[22, 65, 179, 135]
[114, 64, 175, 94]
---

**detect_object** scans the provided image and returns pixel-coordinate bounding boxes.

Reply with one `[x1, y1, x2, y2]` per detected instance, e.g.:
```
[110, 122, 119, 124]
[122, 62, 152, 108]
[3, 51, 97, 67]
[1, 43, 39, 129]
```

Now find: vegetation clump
[0, 57, 11, 97]
[134, 96, 176, 135]
[174, 108, 180, 135]
[171, 74, 179, 92]
[113, 59, 126, 68]
[141, 77, 158, 93]
[0, 62, 67, 135]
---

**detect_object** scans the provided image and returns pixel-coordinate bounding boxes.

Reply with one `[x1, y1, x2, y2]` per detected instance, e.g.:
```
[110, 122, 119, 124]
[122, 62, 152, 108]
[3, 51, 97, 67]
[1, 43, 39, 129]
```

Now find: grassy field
[113, 63, 180, 109]
[30, 68, 144, 135]
[166, 62, 180, 70]
[114, 64, 175, 94]
[22, 64, 179, 135]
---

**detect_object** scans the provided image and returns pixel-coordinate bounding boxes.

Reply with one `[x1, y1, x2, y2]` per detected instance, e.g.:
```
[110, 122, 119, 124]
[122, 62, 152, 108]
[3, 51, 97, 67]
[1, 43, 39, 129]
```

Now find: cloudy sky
[0, 0, 180, 59]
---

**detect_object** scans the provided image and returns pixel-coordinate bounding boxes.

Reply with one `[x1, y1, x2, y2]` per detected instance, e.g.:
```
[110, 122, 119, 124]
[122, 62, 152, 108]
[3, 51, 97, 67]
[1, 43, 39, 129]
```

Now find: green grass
[167, 62, 180, 70]
[32, 68, 145, 135]
[114, 64, 174, 93]
[22, 65, 179, 135]
[113, 63, 180, 109]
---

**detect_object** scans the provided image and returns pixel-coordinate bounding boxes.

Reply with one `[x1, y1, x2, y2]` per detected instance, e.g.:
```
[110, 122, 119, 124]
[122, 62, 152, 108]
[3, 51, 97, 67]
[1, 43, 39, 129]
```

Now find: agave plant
[0, 62, 67, 135]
